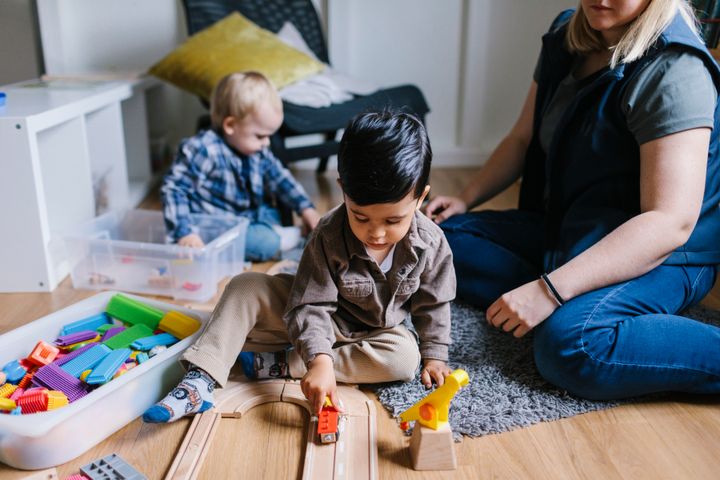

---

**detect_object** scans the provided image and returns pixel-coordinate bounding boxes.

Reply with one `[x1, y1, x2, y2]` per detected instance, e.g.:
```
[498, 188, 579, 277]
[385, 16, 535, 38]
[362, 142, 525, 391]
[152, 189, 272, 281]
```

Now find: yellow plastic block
[399, 369, 470, 430]
[80, 370, 92, 382]
[46, 391, 69, 410]
[0, 383, 17, 399]
[159, 311, 201, 339]
[0, 397, 16, 411]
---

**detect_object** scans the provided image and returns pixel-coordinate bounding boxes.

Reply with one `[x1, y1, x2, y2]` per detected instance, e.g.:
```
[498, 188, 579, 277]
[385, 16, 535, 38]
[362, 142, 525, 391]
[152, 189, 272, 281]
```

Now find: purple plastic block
[34, 363, 89, 402]
[55, 330, 98, 346]
[53, 343, 94, 366]
[100, 326, 126, 342]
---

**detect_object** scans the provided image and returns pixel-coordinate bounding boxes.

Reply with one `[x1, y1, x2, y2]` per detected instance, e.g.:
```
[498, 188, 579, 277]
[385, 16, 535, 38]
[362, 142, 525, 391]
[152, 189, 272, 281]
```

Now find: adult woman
[426, 0, 720, 399]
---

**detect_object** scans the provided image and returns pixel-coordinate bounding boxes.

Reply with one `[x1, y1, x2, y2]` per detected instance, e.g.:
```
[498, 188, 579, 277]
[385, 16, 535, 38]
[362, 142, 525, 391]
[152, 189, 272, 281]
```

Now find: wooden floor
[1, 167, 719, 479]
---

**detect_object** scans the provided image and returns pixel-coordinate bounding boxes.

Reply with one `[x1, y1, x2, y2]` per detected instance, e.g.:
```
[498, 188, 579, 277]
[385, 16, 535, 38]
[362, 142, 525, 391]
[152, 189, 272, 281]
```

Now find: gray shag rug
[373, 302, 717, 438]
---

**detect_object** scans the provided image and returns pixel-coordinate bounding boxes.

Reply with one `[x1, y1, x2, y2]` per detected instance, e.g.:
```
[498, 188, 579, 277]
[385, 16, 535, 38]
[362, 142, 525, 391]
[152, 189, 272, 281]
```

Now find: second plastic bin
[64, 209, 248, 301]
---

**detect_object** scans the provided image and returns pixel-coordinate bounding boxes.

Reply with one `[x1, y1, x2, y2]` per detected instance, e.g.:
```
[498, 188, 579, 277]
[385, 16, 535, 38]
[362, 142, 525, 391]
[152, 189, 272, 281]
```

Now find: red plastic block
[17, 387, 49, 414]
[27, 340, 60, 366]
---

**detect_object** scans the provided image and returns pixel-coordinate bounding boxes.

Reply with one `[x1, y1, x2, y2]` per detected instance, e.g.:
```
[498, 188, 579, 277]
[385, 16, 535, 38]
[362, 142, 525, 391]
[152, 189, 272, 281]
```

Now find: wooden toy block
[106, 293, 164, 330]
[27, 340, 60, 366]
[398, 369, 469, 471]
[103, 324, 154, 350]
[159, 310, 202, 339]
[408, 423, 457, 470]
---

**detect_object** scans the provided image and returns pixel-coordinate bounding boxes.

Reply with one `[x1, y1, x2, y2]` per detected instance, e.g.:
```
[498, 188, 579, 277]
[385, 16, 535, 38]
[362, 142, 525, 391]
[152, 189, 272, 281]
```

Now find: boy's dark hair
[338, 111, 432, 205]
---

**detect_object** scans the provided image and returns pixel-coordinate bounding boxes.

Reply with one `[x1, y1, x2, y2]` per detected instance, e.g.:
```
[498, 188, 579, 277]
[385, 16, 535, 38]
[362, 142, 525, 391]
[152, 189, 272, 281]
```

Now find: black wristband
[541, 273, 565, 306]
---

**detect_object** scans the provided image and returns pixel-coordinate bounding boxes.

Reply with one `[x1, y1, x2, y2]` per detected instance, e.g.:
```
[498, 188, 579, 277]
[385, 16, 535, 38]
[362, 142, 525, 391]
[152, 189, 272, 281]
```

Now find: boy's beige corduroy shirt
[284, 205, 456, 364]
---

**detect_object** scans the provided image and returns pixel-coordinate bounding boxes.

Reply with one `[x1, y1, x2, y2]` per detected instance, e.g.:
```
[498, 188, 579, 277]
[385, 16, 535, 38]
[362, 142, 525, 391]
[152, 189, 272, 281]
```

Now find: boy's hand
[300, 208, 321, 234]
[301, 354, 342, 415]
[421, 359, 452, 389]
[178, 233, 205, 248]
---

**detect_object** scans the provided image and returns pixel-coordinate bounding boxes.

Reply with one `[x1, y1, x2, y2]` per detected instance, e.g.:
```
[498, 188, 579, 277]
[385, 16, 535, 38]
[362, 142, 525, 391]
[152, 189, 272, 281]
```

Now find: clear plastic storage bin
[64, 209, 248, 302]
[0, 291, 209, 470]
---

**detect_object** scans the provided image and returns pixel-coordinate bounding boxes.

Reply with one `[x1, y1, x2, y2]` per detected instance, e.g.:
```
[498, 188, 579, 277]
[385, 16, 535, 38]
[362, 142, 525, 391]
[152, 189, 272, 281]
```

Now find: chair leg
[270, 133, 290, 166]
[316, 131, 337, 174]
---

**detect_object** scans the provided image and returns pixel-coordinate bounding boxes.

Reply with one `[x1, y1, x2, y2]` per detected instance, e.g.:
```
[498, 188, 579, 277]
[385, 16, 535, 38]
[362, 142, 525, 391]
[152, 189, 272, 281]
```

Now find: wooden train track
[164, 379, 378, 480]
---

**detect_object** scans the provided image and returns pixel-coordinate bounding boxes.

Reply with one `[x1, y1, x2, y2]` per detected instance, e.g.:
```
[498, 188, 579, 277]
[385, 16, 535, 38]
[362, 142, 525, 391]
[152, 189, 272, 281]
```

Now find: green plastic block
[103, 324, 154, 350]
[106, 294, 164, 330]
[96, 324, 114, 334]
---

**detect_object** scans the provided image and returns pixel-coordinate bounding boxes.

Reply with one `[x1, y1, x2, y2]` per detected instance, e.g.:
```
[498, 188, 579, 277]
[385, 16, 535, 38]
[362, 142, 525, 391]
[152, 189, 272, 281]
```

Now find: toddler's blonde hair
[566, 0, 700, 68]
[210, 72, 282, 130]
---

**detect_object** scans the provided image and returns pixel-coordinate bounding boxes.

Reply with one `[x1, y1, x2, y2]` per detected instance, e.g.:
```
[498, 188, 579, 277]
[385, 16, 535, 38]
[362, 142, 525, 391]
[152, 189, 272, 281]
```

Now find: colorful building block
[135, 352, 149, 364]
[101, 326, 126, 342]
[27, 340, 60, 366]
[80, 453, 147, 480]
[46, 390, 69, 410]
[130, 333, 178, 351]
[159, 311, 201, 339]
[0, 397, 16, 411]
[86, 348, 132, 385]
[53, 343, 94, 366]
[17, 388, 48, 414]
[2, 360, 27, 384]
[60, 344, 112, 378]
[9, 387, 24, 402]
[55, 330, 99, 347]
[0, 383, 17, 398]
[34, 363, 89, 402]
[106, 294, 163, 330]
[102, 324, 153, 350]
[59, 312, 112, 336]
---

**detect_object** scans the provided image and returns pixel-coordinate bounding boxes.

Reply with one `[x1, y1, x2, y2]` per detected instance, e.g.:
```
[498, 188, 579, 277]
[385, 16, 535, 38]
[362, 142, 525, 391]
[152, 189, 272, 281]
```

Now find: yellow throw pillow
[149, 12, 324, 100]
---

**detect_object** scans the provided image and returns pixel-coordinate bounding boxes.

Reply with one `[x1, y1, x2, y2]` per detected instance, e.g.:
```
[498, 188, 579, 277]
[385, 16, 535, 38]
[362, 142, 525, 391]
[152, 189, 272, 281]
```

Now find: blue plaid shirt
[161, 129, 314, 241]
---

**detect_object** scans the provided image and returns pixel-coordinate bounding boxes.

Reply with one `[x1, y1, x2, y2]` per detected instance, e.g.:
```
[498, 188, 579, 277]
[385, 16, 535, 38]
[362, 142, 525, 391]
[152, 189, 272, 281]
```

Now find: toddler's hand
[421, 359, 452, 389]
[300, 208, 321, 234]
[178, 233, 205, 248]
[301, 354, 342, 415]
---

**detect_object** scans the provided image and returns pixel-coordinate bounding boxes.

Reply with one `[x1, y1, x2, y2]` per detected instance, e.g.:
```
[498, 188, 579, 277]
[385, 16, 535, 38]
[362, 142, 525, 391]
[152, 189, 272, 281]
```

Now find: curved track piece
[164, 379, 377, 480]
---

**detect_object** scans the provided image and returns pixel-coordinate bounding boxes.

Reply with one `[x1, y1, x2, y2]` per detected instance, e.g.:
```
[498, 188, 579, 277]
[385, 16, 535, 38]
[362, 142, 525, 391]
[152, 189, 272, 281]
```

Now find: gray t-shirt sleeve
[622, 48, 717, 145]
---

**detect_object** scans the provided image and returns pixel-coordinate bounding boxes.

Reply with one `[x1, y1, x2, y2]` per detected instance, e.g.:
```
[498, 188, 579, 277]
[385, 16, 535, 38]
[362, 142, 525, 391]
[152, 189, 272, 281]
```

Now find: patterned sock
[239, 350, 291, 379]
[142, 367, 215, 423]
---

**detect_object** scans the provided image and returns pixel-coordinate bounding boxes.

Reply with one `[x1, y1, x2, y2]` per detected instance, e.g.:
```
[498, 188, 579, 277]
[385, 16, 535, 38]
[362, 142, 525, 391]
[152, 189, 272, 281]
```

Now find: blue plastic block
[2, 360, 26, 384]
[61, 344, 112, 378]
[130, 333, 178, 351]
[136, 352, 149, 364]
[86, 348, 131, 385]
[0, 92, 5, 107]
[60, 313, 112, 336]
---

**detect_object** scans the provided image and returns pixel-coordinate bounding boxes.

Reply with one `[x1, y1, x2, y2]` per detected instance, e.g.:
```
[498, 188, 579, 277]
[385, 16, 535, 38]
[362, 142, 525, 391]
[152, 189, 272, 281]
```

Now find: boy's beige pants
[181, 272, 421, 387]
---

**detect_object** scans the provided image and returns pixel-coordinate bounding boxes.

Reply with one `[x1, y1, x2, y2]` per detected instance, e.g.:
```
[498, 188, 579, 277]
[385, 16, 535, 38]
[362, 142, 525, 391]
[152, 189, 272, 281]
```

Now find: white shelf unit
[0, 77, 162, 292]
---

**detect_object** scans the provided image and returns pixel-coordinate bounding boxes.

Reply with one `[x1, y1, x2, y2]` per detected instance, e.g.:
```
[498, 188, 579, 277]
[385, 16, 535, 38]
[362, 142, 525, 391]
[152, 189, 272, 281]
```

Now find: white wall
[30, 0, 575, 166]
[328, 0, 575, 166]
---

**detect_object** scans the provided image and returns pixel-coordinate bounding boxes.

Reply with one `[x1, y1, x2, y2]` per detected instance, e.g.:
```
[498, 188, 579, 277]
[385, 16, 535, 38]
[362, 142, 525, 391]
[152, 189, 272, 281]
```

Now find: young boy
[144, 111, 456, 422]
[161, 71, 321, 261]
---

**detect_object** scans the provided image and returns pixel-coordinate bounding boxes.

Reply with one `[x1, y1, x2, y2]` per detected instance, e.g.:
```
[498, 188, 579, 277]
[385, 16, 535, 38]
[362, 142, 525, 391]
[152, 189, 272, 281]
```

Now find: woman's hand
[301, 354, 342, 415]
[420, 359, 453, 389]
[423, 196, 468, 224]
[486, 279, 559, 337]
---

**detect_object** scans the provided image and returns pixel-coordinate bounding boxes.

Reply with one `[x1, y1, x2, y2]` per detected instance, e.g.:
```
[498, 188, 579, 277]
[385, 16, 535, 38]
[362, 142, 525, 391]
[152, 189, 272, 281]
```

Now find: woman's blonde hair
[566, 0, 700, 68]
[210, 71, 282, 130]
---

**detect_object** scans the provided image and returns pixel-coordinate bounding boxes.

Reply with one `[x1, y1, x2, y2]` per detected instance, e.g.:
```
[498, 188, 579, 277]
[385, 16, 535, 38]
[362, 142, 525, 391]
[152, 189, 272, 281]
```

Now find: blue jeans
[245, 206, 282, 262]
[442, 210, 720, 400]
